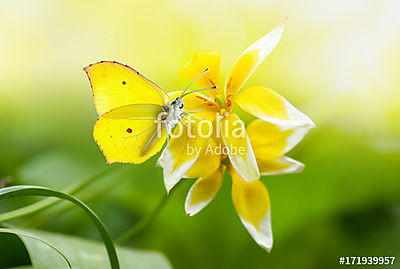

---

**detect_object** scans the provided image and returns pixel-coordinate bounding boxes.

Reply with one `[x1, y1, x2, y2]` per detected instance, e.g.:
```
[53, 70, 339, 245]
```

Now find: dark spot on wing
[122, 81, 126, 85]
[126, 128, 132, 133]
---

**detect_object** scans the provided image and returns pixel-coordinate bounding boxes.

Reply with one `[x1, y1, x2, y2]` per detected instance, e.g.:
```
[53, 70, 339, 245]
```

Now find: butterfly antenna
[181, 86, 218, 98]
[180, 68, 210, 98]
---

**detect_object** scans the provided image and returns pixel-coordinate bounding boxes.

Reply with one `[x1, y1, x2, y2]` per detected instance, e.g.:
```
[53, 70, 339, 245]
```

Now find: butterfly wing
[84, 61, 170, 115]
[93, 104, 168, 164]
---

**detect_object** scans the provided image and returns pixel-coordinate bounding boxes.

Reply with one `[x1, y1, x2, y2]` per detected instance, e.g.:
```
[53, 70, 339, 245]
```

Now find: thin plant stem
[115, 182, 181, 245]
[22, 167, 128, 227]
[115, 194, 168, 245]
[0, 166, 118, 222]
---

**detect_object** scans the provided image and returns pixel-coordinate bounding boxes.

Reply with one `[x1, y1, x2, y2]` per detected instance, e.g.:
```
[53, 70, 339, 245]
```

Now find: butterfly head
[172, 97, 184, 109]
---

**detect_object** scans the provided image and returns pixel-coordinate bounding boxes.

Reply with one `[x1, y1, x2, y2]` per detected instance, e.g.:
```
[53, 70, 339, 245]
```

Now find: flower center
[215, 94, 226, 110]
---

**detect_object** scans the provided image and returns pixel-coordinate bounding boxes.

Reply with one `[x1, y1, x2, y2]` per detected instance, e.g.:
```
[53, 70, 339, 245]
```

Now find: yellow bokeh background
[1, 0, 400, 268]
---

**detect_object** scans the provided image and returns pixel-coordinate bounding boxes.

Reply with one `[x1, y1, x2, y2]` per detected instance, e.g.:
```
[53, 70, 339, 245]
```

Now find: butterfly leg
[183, 112, 206, 121]
[180, 118, 191, 129]
[166, 126, 172, 149]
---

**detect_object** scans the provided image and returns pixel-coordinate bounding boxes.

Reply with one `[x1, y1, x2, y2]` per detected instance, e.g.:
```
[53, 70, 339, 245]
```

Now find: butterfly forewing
[84, 61, 170, 115]
[93, 104, 168, 164]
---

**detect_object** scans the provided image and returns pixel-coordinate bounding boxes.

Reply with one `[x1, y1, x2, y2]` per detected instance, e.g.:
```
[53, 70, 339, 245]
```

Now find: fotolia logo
[155, 112, 246, 139]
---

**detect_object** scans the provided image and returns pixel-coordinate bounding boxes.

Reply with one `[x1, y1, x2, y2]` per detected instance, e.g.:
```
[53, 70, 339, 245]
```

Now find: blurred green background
[1, 0, 400, 268]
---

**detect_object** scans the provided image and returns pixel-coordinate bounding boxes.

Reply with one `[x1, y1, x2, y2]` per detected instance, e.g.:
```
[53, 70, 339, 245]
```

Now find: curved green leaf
[5, 228, 172, 269]
[0, 228, 71, 269]
[0, 185, 119, 269]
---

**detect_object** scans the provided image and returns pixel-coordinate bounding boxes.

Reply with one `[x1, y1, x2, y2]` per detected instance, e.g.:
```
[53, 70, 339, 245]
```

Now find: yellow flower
[184, 119, 312, 251]
[157, 17, 315, 251]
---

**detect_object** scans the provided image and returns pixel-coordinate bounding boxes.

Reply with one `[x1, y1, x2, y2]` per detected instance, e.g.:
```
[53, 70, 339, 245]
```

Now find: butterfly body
[164, 97, 185, 134]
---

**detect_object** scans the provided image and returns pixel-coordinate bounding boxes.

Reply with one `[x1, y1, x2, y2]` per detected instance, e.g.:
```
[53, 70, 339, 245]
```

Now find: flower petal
[181, 51, 222, 98]
[168, 91, 219, 118]
[157, 120, 208, 193]
[225, 17, 287, 107]
[257, 156, 304, 175]
[236, 87, 315, 128]
[221, 113, 259, 182]
[184, 137, 222, 179]
[230, 168, 272, 252]
[247, 119, 312, 160]
[185, 168, 223, 216]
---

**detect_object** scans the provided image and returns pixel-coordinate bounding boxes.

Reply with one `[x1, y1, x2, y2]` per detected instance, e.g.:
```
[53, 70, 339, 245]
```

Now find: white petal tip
[237, 214, 273, 253]
[184, 202, 201, 217]
[260, 157, 304, 176]
[277, 17, 288, 30]
[165, 186, 172, 194]
[264, 246, 273, 253]
[275, 17, 287, 30]
[258, 241, 273, 252]
[295, 117, 316, 129]
[297, 163, 305, 173]
[164, 182, 176, 194]
[254, 236, 273, 253]
[185, 208, 196, 217]
[308, 120, 316, 129]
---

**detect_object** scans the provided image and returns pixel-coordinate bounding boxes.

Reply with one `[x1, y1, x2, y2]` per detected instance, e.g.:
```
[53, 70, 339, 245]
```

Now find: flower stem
[115, 182, 182, 245]
[115, 194, 168, 245]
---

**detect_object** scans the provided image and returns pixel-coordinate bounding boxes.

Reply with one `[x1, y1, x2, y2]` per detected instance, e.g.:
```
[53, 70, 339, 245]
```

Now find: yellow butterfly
[84, 61, 215, 164]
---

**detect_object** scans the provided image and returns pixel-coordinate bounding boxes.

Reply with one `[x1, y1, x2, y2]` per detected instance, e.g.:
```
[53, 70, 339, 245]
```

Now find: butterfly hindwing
[93, 104, 168, 164]
[84, 61, 170, 115]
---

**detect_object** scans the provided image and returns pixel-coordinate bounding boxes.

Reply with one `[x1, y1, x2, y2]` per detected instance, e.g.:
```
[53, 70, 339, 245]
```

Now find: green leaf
[0, 228, 71, 268]
[2, 228, 172, 269]
[0, 185, 119, 269]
